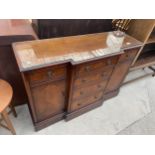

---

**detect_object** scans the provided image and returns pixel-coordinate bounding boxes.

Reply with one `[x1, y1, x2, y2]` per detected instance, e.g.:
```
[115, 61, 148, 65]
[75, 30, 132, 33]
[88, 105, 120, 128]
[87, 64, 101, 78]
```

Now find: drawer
[27, 65, 67, 85]
[74, 66, 113, 88]
[71, 91, 103, 111]
[72, 80, 107, 100]
[76, 56, 118, 77]
[119, 49, 138, 62]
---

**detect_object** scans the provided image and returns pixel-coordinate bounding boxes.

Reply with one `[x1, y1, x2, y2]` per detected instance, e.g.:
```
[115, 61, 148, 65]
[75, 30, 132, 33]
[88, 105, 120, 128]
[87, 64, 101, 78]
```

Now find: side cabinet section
[104, 48, 139, 99]
[22, 64, 67, 130]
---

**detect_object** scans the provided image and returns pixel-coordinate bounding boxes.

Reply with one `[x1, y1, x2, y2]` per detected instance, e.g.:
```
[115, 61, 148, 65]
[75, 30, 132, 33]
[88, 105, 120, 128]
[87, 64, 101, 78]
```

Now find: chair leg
[9, 104, 17, 117]
[1, 109, 16, 135]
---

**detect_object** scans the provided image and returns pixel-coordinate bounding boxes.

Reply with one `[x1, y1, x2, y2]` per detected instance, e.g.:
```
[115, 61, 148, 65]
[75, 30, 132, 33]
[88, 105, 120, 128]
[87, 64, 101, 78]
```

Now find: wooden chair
[0, 79, 16, 135]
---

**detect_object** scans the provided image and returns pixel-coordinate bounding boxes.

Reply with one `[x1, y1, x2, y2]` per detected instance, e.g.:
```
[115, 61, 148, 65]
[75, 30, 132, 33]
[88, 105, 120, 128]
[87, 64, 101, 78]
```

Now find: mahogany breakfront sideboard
[12, 32, 142, 130]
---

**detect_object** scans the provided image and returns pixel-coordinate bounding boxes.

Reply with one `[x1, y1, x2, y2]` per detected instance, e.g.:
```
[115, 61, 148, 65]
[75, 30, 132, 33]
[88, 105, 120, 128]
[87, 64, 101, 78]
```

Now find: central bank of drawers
[70, 56, 118, 111]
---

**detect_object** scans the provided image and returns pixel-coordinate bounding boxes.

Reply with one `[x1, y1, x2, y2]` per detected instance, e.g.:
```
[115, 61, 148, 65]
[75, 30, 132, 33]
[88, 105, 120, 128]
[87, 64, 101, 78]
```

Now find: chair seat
[0, 79, 13, 112]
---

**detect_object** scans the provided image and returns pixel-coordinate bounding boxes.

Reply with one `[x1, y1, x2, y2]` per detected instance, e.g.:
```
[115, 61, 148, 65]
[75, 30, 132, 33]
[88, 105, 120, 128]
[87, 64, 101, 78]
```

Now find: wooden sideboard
[12, 32, 142, 130]
[0, 20, 38, 106]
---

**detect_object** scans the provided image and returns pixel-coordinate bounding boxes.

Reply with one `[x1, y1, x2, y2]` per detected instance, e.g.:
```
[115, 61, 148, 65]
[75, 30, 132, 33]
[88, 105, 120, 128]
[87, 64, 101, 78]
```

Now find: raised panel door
[31, 80, 66, 122]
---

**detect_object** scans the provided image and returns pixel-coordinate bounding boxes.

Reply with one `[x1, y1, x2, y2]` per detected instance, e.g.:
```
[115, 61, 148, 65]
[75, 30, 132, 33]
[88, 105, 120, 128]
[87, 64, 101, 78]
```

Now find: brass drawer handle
[94, 96, 98, 99]
[82, 79, 86, 83]
[126, 54, 129, 58]
[47, 71, 53, 78]
[85, 66, 90, 72]
[80, 91, 84, 95]
[107, 60, 112, 65]
[77, 103, 82, 106]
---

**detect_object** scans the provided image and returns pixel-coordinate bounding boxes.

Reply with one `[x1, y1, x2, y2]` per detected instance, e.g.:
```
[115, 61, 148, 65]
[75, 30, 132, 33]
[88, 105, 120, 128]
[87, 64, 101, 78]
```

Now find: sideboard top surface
[12, 31, 142, 72]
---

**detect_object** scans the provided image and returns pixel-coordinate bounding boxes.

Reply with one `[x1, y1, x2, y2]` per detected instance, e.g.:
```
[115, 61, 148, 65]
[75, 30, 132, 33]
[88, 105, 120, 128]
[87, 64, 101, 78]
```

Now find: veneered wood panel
[104, 49, 139, 93]
[104, 61, 131, 93]
[31, 80, 66, 122]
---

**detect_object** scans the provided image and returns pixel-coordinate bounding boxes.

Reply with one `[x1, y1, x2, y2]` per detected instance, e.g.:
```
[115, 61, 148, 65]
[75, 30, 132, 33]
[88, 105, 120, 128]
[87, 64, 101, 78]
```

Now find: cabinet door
[104, 60, 131, 93]
[104, 49, 138, 93]
[31, 80, 66, 122]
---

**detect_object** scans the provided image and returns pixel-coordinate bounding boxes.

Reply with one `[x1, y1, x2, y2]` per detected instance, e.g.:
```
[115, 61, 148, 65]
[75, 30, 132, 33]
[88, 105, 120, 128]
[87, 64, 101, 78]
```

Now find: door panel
[104, 61, 131, 93]
[31, 80, 66, 122]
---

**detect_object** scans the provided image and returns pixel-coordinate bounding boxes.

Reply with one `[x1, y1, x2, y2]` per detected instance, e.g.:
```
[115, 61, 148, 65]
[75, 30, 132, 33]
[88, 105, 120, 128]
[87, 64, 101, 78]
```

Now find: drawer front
[28, 64, 67, 85]
[76, 56, 118, 77]
[72, 81, 107, 100]
[119, 49, 138, 62]
[74, 66, 113, 88]
[71, 92, 103, 111]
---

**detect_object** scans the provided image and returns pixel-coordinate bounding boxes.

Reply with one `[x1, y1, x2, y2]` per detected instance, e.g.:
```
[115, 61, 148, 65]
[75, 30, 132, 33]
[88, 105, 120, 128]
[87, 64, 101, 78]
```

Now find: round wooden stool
[0, 79, 16, 135]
